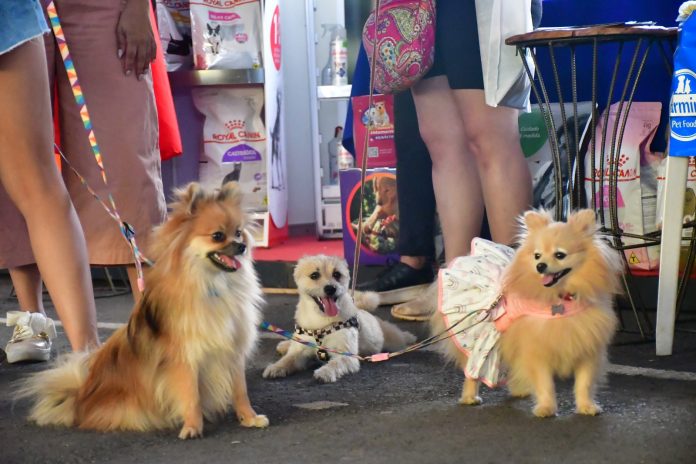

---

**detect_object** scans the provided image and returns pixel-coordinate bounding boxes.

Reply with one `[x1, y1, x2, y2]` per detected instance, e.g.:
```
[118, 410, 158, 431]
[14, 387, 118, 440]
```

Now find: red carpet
[253, 236, 344, 262]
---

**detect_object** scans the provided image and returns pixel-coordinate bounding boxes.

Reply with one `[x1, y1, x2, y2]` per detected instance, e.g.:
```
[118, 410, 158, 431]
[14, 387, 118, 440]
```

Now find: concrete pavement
[0, 275, 695, 464]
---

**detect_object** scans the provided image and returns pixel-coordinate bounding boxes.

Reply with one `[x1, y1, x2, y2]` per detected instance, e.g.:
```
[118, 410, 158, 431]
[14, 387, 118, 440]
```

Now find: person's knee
[418, 120, 466, 163]
[463, 120, 521, 171]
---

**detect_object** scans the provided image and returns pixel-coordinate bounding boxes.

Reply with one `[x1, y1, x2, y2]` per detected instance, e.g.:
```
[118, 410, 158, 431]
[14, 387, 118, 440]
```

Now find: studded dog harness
[294, 316, 360, 362]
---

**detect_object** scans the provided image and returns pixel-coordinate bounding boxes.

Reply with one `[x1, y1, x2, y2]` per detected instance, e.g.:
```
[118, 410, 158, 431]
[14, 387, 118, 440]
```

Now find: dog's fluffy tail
[353, 291, 380, 311]
[378, 318, 417, 351]
[14, 352, 90, 427]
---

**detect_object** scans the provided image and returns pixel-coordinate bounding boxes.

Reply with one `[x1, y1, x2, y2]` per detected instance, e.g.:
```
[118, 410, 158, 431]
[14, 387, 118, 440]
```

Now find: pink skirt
[0, 0, 166, 267]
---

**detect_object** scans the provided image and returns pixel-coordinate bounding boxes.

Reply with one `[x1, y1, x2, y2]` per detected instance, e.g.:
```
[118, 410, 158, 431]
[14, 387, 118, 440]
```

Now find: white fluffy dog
[263, 255, 416, 383]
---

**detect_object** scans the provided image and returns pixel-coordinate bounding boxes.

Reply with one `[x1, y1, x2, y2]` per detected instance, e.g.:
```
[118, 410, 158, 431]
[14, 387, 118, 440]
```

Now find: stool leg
[656, 156, 688, 355]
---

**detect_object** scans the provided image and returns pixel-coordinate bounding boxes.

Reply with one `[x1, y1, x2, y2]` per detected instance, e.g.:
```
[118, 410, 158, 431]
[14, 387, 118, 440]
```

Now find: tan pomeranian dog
[432, 209, 622, 417]
[16, 182, 269, 439]
[263, 255, 416, 383]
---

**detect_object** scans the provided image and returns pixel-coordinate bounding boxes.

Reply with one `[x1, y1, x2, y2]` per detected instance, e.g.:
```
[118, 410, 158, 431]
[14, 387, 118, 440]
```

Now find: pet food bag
[583, 102, 662, 270]
[156, 0, 193, 71]
[518, 102, 593, 212]
[351, 94, 397, 168]
[670, 4, 696, 158]
[193, 87, 267, 211]
[339, 168, 399, 266]
[190, 0, 263, 70]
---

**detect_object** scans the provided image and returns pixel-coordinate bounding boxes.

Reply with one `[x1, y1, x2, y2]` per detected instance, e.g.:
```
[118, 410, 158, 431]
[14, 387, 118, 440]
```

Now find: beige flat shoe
[390, 282, 438, 321]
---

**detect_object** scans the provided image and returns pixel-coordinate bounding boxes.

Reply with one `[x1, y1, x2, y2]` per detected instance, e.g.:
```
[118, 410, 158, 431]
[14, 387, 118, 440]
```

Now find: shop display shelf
[317, 84, 352, 100]
[167, 69, 265, 88]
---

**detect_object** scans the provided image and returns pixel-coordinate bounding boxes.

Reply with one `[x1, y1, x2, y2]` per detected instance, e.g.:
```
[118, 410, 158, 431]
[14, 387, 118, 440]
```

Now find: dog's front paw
[458, 395, 482, 406]
[576, 401, 603, 416]
[263, 363, 288, 379]
[533, 403, 557, 418]
[313, 366, 339, 383]
[275, 340, 291, 356]
[239, 414, 270, 428]
[178, 423, 203, 440]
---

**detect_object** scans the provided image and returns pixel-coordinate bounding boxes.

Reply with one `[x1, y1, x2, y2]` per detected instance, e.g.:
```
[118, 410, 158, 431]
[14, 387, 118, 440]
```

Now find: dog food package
[157, 0, 193, 71]
[190, 0, 263, 70]
[518, 102, 594, 212]
[583, 102, 662, 270]
[339, 168, 399, 266]
[351, 94, 397, 168]
[193, 87, 267, 211]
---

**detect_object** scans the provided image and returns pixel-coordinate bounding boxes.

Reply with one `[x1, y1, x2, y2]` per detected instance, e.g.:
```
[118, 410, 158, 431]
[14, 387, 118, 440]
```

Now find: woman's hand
[116, 0, 156, 79]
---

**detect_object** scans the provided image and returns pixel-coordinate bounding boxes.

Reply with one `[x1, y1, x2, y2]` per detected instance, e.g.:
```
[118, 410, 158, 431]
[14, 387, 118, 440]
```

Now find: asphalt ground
[0, 275, 695, 464]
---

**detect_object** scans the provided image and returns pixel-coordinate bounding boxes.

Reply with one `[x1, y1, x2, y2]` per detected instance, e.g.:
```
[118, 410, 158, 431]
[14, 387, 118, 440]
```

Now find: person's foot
[356, 261, 434, 305]
[4, 311, 56, 363]
[391, 281, 438, 321]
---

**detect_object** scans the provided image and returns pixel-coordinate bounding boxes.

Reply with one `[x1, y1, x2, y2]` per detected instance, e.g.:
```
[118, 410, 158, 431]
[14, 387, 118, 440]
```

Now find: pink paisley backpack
[362, 0, 436, 94]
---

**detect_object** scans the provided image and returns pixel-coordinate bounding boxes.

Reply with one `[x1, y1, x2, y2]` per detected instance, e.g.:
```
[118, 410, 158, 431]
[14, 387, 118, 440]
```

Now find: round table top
[506, 23, 678, 47]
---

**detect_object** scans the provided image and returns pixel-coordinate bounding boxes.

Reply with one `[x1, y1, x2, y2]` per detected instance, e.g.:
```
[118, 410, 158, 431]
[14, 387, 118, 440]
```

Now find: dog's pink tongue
[321, 297, 339, 317]
[541, 274, 554, 286]
[220, 255, 240, 270]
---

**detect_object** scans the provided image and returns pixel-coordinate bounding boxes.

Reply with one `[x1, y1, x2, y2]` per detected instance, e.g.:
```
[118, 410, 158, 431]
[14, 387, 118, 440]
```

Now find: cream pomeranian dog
[263, 255, 416, 383]
[432, 209, 622, 417]
[16, 182, 268, 439]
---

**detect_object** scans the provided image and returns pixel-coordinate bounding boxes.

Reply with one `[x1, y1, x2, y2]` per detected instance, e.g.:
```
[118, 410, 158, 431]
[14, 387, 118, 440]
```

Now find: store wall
[279, 1, 314, 227]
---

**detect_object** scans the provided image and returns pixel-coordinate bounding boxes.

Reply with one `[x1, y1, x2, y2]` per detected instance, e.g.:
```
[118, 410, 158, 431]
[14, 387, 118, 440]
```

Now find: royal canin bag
[362, 0, 436, 94]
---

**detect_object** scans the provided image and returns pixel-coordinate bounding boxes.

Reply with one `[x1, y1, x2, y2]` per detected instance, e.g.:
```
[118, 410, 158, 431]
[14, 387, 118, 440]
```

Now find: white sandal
[5, 311, 57, 363]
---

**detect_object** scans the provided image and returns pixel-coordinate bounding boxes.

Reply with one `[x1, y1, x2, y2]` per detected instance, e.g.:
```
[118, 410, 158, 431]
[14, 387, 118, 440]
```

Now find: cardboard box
[351, 94, 396, 168]
[339, 168, 399, 266]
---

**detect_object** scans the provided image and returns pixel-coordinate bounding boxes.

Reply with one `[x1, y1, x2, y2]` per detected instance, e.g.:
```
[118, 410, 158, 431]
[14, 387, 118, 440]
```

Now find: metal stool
[507, 24, 694, 352]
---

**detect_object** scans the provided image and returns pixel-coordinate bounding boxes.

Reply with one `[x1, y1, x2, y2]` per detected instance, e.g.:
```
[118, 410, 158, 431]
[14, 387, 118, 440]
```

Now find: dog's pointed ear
[568, 209, 597, 236]
[523, 210, 552, 232]
[218, 181, 243, 208]
[173, 182, 205, 216]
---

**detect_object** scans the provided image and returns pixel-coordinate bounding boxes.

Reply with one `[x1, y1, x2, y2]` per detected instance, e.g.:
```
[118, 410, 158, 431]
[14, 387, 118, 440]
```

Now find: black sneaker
[356, 262, 434, 305]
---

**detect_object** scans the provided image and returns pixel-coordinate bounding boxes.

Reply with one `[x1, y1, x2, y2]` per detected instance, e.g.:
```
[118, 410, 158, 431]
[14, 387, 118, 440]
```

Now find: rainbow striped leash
[46, 1, 150, 290]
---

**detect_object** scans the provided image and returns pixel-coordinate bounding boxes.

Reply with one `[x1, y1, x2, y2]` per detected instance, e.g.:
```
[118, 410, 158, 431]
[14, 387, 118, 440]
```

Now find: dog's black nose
[324, 285, 336, 296]
[536, 262, 547, 273]
[235, 242, 246, 255]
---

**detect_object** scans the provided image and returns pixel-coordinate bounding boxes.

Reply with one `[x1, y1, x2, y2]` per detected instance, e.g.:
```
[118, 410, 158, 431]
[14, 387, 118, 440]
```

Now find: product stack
[156, 0, 287, 247]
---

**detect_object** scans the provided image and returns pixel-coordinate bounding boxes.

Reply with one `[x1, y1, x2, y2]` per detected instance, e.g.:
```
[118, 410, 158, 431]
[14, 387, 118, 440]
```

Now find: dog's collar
[294, 316, 359, 342]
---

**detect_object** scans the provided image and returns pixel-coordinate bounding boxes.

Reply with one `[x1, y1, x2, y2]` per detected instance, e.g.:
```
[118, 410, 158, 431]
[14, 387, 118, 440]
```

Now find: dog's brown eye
[310, 271, 321, 280]
[212, 231, 226, 243]
[235, 229, 242, 238]
[332, 271, 342, 280]
[534, 253, 541, 260]
[555, 252, 567, 260]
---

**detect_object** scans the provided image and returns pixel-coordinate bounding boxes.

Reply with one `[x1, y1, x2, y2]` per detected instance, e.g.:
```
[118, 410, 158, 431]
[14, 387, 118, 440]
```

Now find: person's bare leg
[392, 77, 484, 322]
[9, 265, 45, 314]
[412, 76, 485, 263]
[453, 90, 532, 245]
[400, 256, 427, 270]
[0, 38, 98, 351]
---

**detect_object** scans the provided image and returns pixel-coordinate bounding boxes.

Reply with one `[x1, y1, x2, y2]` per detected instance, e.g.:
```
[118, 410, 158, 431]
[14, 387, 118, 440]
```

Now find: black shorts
[423, 0, 484, 90]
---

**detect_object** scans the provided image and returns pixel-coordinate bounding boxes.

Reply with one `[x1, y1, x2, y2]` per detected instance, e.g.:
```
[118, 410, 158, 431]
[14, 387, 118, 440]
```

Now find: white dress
[436, 238, 515, 387]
